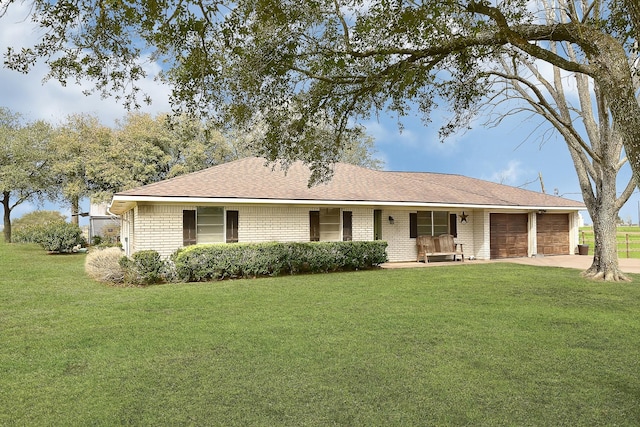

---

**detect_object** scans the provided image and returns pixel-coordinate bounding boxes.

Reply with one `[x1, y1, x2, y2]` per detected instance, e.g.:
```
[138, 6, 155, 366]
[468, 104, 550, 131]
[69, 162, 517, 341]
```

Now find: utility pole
[538, 172, 546, 194]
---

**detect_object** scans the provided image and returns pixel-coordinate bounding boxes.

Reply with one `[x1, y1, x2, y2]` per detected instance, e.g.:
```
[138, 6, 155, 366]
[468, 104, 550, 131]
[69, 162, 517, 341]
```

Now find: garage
[536, 213, 570, 255]
[490, 213, 529, 259]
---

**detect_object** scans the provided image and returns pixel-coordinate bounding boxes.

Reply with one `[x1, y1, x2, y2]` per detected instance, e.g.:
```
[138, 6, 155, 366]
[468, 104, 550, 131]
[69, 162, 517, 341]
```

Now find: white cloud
[485, 160, 531, 186]
[363, 115, 466, 158]
[364, 120, 418, 147]
[0, 4, 172, 126]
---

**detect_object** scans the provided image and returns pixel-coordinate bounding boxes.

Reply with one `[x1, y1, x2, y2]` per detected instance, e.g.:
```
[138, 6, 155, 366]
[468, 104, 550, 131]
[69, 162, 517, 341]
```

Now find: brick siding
[121, 204, 579, 262]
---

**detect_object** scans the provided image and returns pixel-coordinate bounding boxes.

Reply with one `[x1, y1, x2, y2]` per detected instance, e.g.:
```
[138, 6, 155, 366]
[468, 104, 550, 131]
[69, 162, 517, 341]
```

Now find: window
[320, 208, 340, 241]
[433, 211, 448, 235]
[310, 208, 343, 241]
[183, 207, 226, 246]
[417, 211, 432, 236]
[196, 207, 224, 243]
[410, 211, 452, 238]
[343, 211, 352, 241]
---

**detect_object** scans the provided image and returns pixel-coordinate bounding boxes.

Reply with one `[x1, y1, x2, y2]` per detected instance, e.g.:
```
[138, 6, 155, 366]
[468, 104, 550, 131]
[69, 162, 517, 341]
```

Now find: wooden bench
[416, 234, 464, 263]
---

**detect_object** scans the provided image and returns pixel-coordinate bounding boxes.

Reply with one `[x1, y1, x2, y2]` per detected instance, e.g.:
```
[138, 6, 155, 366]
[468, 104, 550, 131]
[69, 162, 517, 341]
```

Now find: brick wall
[123, 204, 489, 262]
[473, 210, 491, 260]
[133, 204, 187, 258]
[455, 210, 477, 260]
[120, 203, 577, 262]
[128, 204, 378, 259]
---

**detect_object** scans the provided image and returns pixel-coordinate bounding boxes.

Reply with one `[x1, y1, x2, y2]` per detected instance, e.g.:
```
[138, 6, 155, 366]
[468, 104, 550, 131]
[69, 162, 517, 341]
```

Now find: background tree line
[0, 107, 382, 243]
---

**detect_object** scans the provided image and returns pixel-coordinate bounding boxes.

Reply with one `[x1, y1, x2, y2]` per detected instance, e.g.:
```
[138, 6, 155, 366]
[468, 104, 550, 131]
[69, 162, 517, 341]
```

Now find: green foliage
[14, 221, 85, 251]
[1, 107, 55, 242]
[33, 222, 85, 253]
[12, 225, 46, 244]
[172, 241, 388, 282]
[119, 250, 168, 285]
[14, 0, 640, 181]
[52, 113, 113, 209]
[12, 210, 67, 230]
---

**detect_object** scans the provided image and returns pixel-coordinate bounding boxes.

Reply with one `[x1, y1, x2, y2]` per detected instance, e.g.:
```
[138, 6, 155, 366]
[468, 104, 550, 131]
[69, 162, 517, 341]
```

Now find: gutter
[110, 195, 585, 212]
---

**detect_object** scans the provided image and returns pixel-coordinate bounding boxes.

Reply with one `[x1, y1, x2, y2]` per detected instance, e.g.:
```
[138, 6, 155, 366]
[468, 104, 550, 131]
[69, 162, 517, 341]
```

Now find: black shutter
[343, 211, 353, 241]
[183, 210, 196, 246]
[410, 213, 417, 238]
[450, 213, 458, 238]
[226, 210, 239, 243]
[373, 209, 382, 240]
[310, 211, 320, 241]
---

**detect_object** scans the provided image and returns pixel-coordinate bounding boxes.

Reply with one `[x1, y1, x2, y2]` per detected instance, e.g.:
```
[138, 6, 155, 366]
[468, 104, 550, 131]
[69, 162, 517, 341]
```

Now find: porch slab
[381, 255, 640, 275]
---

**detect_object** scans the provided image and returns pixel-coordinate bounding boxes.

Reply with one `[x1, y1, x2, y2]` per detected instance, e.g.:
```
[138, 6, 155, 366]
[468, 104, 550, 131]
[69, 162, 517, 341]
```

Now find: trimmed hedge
[172, 241, 388, 282]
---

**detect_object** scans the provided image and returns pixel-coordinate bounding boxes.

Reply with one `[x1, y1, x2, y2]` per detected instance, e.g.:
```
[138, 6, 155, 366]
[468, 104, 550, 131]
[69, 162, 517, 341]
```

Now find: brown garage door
[490, 213, 529, 259]
[536, 213, 569, 255]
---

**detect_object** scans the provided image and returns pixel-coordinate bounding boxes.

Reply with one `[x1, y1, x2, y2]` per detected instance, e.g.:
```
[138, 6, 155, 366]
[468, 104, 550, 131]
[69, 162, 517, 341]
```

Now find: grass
[2, 243, 640, 425]
[579, 226, 640, 258]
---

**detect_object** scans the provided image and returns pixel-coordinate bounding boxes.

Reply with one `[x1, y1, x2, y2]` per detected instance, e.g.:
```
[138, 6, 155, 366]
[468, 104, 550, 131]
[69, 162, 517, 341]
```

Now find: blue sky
[2, 4, 637, 226]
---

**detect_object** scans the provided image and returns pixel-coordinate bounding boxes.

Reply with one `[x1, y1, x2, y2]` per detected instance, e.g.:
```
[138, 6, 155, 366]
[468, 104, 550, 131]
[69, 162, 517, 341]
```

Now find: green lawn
[579, 226, 640, 258]
[2, 243, 640, 425]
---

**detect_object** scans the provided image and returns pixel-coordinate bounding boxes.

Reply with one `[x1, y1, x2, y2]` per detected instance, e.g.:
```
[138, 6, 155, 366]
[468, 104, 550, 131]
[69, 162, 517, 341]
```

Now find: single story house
[108, 157, 586, 262]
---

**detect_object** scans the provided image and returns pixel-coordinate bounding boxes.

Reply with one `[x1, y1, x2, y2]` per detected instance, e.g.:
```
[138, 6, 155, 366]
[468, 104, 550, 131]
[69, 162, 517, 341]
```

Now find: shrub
[119, 250, 167, 285]
[12, 224, 47, 244]
[172, 241, 388, 282]
[12, 211, 68, 244]
[28, 222, 85, 252]
[12, 210, 67, 230]
[85, 247, 125, 284]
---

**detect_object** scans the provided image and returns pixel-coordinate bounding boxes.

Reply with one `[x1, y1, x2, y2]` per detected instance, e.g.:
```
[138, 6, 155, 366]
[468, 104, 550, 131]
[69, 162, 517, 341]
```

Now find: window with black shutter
[411, 211, 453, 238]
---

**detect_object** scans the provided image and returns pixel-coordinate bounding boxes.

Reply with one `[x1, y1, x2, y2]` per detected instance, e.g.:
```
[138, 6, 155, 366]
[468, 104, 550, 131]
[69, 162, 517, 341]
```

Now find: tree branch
[466, 1, 595, 75]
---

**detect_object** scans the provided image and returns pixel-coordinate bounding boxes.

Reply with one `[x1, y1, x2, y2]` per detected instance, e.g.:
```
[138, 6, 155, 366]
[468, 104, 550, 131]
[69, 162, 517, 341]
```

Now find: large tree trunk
[70, 196, 79, 226]
[2, 191, 11, 243]
[582, 187, 630, 282]
[584, 212, 628, 282]
[588, 35, 640, 197]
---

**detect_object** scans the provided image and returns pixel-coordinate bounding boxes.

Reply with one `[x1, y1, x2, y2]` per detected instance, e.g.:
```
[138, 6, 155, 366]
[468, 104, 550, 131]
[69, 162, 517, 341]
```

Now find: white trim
[111, 195, 583, 212]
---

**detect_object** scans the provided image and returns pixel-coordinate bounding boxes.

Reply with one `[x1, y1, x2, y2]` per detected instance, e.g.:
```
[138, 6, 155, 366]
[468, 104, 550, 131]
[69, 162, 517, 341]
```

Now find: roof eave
[109, 195, 585, 215]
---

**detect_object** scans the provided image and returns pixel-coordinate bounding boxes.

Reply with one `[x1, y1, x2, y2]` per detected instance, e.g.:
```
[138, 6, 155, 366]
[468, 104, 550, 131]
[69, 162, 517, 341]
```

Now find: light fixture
[460, 211, 468, 224]
[388, 216, 395, 224]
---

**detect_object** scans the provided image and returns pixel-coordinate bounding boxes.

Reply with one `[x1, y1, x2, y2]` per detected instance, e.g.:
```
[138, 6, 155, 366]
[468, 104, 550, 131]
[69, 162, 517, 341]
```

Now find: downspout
[107, 202, 129, 257]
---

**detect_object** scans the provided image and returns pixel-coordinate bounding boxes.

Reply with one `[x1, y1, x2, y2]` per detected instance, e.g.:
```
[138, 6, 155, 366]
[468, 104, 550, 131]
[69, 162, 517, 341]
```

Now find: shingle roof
[110, 156, 585, 213]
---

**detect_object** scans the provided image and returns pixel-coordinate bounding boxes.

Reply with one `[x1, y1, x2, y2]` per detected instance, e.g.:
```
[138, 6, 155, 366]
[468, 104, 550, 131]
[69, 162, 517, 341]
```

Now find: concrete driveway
[382, 255, 640, 275]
